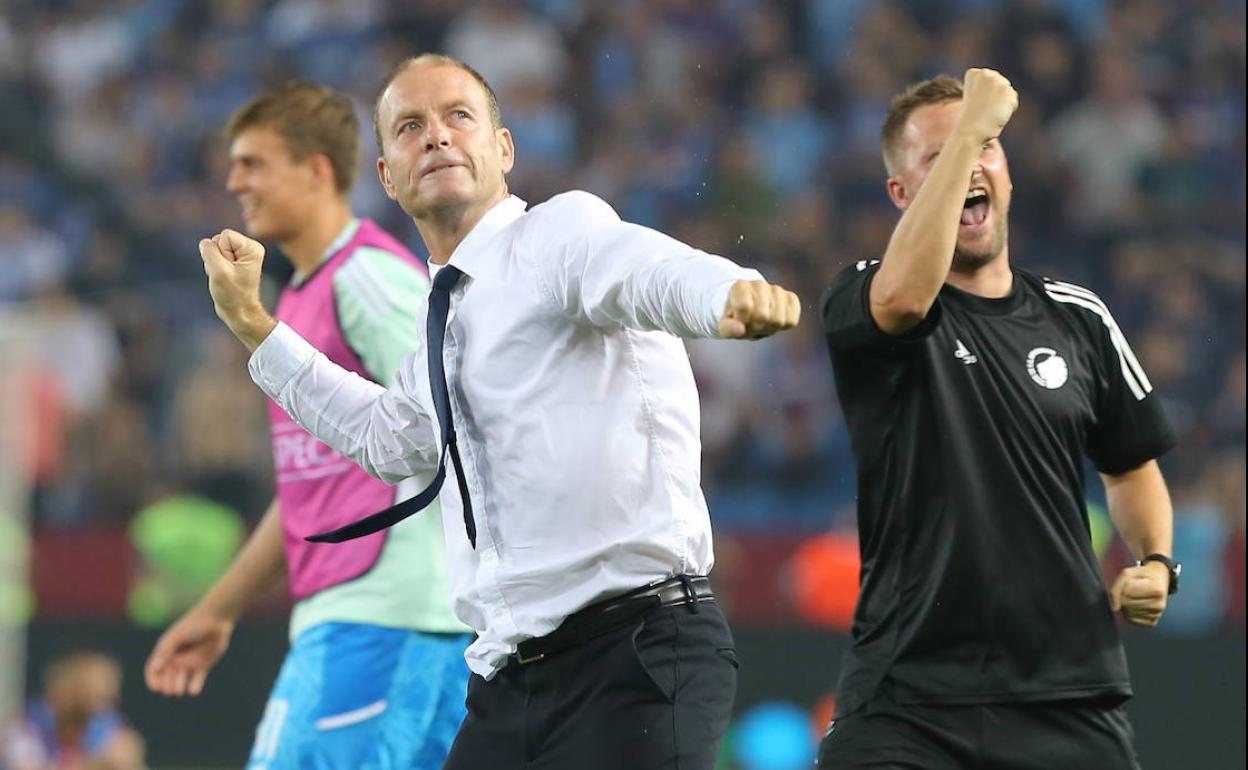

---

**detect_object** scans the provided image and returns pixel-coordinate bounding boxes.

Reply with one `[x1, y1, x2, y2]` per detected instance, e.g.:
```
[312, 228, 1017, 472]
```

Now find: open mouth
[960, 189, 989, 227]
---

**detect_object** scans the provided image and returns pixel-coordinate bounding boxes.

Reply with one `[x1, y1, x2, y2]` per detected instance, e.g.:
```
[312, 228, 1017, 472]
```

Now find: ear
[309, 154, 336, 191]
[497, 127, 515, 175]
[377, 156, 398, 202]
[886, 176, 909, 211]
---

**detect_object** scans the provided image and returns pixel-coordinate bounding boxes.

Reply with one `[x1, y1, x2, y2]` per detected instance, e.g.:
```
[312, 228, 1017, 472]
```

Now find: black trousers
[443, 601, 738, 770]
[817, 694, 1141, 770]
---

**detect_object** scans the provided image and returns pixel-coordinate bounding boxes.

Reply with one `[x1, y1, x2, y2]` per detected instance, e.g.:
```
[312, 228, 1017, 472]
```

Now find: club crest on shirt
[1026, 347, 1069, 389]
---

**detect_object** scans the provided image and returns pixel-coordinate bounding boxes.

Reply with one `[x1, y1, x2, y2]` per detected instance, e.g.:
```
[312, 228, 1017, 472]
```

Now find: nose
[423, 118, 451, 151]
[226, 165, 246, 194]
[971, 145, 994, 181]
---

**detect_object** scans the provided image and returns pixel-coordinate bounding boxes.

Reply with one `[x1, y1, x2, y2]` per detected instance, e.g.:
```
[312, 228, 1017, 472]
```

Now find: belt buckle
[516, 648, 546, 665]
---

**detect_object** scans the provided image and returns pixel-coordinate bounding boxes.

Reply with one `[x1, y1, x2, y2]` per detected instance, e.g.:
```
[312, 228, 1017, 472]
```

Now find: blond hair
[226, 81, 360, 194]
[880, 74, 964, 175]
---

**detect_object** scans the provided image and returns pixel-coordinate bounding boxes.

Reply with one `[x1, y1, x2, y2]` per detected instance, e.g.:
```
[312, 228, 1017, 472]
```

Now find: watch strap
[1137, 553, 1181, 595]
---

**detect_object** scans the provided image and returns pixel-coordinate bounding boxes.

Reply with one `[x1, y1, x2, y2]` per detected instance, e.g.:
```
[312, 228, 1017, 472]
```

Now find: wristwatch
[1137, 553, 1182, 595]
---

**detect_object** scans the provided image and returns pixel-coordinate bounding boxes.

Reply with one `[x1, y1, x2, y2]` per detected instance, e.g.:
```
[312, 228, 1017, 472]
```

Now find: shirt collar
[291, 218, 361, 287]
[438, 195, 527, 279]
[939, 270, 1023, 316]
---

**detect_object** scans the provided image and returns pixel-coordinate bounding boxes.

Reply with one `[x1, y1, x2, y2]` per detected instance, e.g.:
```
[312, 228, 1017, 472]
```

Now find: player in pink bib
[144, 82, 469, 770]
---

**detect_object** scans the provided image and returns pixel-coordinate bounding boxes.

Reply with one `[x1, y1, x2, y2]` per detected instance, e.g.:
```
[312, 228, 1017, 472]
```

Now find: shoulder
[522, 190, 620, 233]
[343, 244, 426, 275]
[831, 259, 882, 288]
[820, 259, 880, 306]
[355, 219, 426, 268]
[817, 259, 886, 338]
[512, 192, 623, 271]
[336, 245, 431, 296]
[1033, 273, 1121, 334]
[848, 258, 881, 275]
[333, 247, 430, 327]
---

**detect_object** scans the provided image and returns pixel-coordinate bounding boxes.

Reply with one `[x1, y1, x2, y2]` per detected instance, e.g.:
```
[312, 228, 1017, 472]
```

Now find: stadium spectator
[1, 650, 146, 770]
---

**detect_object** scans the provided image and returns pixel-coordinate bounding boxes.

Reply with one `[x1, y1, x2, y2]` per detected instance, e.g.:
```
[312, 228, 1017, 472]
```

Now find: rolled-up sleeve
[521, 191, 763, 338]
[249, 322, 439, 483]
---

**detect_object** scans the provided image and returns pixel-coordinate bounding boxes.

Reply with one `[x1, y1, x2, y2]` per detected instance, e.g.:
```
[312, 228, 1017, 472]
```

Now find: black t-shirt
[821, 261, 1175, 714]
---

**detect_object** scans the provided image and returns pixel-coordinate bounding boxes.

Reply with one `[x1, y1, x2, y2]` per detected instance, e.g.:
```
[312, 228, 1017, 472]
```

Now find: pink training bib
[267, 220, 428, 599]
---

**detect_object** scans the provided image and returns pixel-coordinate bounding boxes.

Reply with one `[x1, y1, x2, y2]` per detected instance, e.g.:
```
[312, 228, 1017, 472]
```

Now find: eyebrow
[391, 101, 476, 128]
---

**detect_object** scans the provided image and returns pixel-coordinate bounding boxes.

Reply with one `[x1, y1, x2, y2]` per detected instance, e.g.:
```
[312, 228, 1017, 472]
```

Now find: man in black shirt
[817, 69, 1178, 770]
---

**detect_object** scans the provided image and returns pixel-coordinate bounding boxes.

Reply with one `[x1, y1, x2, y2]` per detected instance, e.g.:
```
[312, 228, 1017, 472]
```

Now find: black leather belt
[513, 575, 715, 665]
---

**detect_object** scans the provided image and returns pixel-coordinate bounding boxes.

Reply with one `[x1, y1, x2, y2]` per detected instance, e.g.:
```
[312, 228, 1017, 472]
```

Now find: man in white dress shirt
[196, 53, 800, 770]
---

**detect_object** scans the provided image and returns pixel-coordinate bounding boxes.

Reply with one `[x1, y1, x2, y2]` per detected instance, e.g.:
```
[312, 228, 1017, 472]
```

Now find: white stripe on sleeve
[1044, 282, 1151, 401]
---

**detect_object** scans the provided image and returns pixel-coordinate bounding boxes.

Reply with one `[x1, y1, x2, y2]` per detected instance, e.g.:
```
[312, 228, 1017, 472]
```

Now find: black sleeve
[820, 260, 942, 352]
[1083, 315, 1177, 474]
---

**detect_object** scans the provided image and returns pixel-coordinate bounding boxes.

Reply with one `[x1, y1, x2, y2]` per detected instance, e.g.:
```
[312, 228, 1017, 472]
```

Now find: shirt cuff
[706, 268, 765, 337]
[248, 322, 318, 400]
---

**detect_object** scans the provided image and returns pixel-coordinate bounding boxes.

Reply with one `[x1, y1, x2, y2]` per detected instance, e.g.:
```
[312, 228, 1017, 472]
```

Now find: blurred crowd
[2, 651, 145, 770]
[0, 0, 1243, 632]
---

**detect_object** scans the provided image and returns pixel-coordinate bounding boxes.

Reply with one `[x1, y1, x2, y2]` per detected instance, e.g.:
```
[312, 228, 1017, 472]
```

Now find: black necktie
[306, 265, 477, 547]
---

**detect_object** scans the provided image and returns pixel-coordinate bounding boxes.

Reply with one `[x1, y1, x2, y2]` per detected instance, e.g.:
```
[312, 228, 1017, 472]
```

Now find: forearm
[194, 498, 285, 622]
[251, 323, 439, 481]
[1102, 460, 1174, 559]
[617, 238, 763, 338]
[873, 133, 983, 327]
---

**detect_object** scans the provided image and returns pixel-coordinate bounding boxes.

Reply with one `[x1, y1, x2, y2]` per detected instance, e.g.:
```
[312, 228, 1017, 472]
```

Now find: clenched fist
[1109, 561, 1170, 627]
[954, 68, 1019, 146]
[199, 229, 277, 350]
[718, 280, 801, 339]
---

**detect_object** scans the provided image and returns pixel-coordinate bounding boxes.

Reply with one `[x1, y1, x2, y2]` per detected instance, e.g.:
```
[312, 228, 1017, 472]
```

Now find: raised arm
[871, 68, 1018, 334]
[523, 192, 799, 340]
[199, 229, 439, 482]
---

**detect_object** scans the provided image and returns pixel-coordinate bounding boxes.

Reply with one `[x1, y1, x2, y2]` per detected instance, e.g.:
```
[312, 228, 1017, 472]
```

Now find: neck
[417, 189, 508, 265]
[946, 246, 1014, 297]
[279, 200, 354, 276]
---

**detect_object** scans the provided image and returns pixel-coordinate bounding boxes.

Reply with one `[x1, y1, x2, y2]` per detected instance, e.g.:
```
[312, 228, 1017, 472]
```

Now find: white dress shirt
[249, 191, 762, 678]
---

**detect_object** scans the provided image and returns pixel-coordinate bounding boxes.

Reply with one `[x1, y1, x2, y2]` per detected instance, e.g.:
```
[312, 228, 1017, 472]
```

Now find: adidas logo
[954, 338, 978, 365]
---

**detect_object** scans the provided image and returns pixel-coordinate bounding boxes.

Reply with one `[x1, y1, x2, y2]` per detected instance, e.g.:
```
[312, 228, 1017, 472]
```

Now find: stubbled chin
[954, 212, 1007, 269]
[404, 189, 470, 219]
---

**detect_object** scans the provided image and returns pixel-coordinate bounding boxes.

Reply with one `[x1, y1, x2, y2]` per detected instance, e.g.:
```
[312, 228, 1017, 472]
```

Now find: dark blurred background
[0, 0, 1242, 768]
